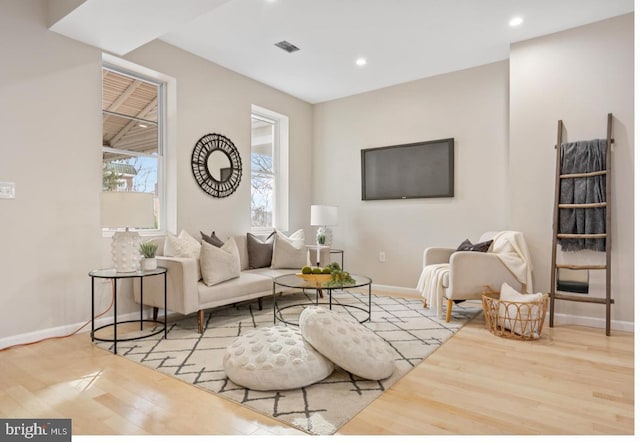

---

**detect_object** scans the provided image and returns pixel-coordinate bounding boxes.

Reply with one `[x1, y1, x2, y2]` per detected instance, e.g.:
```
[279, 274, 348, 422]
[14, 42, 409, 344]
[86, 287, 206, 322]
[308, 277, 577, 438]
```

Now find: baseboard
[0, 308, 159, 350]
[371, 283, 421, 297]
[548, 312, 633, 333]
[372, 284, 633, 333]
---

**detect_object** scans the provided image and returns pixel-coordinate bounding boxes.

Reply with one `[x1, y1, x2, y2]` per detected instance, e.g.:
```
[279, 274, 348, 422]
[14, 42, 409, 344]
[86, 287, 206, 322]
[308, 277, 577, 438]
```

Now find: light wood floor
[0, 298, 633, 436]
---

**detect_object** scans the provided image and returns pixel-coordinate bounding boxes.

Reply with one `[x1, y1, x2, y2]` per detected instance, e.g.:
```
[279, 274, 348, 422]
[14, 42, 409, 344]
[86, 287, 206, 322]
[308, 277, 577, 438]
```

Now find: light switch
[0, 182, 15, 199]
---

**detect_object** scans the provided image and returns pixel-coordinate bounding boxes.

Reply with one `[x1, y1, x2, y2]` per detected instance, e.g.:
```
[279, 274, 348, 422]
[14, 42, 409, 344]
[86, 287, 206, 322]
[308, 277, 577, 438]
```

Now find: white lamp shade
[101, 191, 156, 228]
[310, 205, 338, 226]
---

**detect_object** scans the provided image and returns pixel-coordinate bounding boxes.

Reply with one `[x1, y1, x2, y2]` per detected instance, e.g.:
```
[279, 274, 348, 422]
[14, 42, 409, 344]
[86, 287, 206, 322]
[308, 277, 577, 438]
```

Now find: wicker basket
[481, 288, 549, 340]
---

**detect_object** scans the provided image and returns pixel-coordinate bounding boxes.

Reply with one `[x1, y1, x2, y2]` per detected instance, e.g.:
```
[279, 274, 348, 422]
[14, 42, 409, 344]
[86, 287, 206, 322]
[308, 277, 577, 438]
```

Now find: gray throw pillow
[247, 232, 275, 269]
[201, 231, 224, 248]
[456, 238, 493, 253]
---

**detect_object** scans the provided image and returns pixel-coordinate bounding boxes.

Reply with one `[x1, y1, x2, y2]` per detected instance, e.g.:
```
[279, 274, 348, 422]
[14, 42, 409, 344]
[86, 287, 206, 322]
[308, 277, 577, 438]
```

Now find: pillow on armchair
[456, 238, 493, 252]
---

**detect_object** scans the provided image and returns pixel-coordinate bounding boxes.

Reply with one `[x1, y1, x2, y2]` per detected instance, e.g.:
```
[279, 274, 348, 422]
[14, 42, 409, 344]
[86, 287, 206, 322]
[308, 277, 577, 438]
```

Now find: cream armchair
[418, 231, 532, 322]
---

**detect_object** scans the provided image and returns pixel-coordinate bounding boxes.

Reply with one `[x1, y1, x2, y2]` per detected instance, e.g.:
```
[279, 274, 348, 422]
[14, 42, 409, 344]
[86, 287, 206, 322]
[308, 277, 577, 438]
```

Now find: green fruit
[322, 267, 331, 274]
[301, 266, 312, 274]
[311, 268, 322, 274]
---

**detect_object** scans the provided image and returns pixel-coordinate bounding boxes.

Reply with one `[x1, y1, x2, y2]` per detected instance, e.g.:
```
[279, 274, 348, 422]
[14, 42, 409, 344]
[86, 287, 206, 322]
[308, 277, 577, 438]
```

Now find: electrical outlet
[379, 251, 386, 263]
[0, 182, 15, 199]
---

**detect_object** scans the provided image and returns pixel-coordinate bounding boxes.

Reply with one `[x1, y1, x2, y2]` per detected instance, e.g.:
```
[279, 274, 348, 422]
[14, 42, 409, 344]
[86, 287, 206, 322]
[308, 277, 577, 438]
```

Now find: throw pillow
[247, 231, 275, 269]
[223, 325, 334, 391]
[200, 237, 241, 286]
[456, 238, 493, 253]
[498, 282, 544, 338]
[300, 306, 396, 381]
[271, 229, 307, 269]
[200, 231, 224, 248]
[164, 230, 201, 258]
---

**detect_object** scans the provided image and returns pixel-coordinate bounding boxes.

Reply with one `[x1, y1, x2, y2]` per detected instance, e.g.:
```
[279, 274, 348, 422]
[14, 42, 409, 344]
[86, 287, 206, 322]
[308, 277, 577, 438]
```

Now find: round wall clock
[191, 133, 242, 198]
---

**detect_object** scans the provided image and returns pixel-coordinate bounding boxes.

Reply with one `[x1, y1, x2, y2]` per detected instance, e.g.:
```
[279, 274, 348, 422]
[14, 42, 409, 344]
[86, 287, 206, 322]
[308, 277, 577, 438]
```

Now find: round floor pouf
[223, 325, 334, 391]
[300, 306, 395, 380]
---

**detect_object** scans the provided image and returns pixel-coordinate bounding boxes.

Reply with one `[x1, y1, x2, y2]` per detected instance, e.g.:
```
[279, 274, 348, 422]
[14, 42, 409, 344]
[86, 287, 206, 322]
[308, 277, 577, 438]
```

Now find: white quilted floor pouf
[300, 306, 396, 380]
[223, 325, 334, 391]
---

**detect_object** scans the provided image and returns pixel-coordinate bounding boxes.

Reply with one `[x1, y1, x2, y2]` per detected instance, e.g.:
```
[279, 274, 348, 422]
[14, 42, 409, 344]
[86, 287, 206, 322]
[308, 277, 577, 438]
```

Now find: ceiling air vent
[274, 40, 300, 53]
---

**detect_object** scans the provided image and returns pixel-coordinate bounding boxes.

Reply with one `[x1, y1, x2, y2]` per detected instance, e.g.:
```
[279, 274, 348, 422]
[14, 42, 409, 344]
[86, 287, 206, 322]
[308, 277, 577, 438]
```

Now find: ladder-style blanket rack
[549, 113, 614, 335]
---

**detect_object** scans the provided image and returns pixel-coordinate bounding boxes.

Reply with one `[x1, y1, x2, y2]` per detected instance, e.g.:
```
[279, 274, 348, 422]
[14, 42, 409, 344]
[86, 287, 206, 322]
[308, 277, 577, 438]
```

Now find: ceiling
[51, 0, 634, 104]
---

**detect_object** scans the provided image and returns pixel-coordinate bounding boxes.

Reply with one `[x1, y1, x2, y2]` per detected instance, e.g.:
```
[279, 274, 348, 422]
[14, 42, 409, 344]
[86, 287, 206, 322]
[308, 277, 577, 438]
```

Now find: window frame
[250, 105, 289, 234]
[102, 53, 177, 237]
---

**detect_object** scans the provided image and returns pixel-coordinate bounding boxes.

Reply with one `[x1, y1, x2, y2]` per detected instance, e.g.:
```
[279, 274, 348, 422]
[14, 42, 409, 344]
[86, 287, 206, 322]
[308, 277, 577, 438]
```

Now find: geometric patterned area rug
[96, 291, 481, 435]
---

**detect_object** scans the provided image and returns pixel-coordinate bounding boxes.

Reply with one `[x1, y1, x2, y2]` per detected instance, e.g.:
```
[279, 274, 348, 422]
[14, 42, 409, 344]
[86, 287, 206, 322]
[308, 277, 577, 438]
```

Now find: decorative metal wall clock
[191, 133, 242, 198]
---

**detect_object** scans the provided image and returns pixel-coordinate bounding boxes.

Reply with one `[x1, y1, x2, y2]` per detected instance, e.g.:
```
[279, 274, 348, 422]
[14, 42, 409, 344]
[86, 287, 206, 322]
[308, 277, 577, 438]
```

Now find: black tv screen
[361, 138, 454, 200]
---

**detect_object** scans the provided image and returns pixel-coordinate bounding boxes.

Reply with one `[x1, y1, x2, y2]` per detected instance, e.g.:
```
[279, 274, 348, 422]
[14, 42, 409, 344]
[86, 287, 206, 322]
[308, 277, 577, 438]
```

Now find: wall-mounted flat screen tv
[361, 138, 454, 200]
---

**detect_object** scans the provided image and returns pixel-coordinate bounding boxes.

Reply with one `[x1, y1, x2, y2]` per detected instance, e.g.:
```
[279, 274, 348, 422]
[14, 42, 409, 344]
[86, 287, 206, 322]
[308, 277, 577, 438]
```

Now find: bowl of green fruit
[296, 265, 332, 286]
[295, 262, 355, 288]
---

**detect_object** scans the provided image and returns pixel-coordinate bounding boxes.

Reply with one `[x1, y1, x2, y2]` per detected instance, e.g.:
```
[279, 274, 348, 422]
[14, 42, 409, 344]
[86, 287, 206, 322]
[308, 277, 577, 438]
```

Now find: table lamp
[101, 191, 156, 272]
[310, 205, 338, 246]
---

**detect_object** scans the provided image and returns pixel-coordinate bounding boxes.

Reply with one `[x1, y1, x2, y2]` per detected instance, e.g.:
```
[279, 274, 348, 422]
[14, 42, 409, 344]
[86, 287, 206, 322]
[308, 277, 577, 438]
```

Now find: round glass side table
[89, 267, 167, 354]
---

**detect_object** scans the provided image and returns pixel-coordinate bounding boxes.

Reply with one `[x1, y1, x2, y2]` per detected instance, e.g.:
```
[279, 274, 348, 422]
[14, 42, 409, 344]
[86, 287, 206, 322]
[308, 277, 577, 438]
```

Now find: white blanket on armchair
[489, 231, 533, 292]
[416, 231, 533, 319]
[416, 263, 449, 318]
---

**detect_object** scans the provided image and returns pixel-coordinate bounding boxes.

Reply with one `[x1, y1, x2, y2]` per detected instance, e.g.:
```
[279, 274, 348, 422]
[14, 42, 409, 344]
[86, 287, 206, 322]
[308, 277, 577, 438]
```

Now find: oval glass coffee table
[272, 273, 372, 326]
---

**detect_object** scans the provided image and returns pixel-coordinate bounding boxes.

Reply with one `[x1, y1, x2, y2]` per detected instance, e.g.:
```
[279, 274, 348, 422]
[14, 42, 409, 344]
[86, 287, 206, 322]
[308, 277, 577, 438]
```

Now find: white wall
[0, 0, 104, 340]
[122, 40, 314, 240]
[312, 61, 510, 287]
[509, 14, 634, 326]
[0, 0, 313, 343]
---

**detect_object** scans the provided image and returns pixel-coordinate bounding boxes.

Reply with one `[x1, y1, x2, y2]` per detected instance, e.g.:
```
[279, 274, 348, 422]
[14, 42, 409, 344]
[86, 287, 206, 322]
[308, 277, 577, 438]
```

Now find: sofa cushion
[247, 231, 275, 269]
[245, 267, 302, 279]
[300, 307, 395, 381]
[200, 238, 241, 287]
[223, 325, 334, 391]
[232, 234, 250, 271]
[165, 229, 201, 258]
[201, 231, 224, 247]
[198, 272, 272, 305]
[271, 229, 307, 269]
[164, 230, 202, 280]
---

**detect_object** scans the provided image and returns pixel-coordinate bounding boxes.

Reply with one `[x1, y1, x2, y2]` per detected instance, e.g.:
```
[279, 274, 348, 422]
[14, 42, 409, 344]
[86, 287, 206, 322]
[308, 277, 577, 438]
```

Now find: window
[251, 105, 289, 233]
[102, 62, 165, 231]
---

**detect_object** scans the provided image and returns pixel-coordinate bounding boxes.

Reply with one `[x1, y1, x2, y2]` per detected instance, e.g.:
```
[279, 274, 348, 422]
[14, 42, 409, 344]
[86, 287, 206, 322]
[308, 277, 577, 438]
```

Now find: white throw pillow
[498, 282, 544, 338]
[164, 229, 201, 258]
[223, 325, 334, 391]
[270, 229, 307, 269]
[200, 237, 241, 286]
[300, 307, 396, 380]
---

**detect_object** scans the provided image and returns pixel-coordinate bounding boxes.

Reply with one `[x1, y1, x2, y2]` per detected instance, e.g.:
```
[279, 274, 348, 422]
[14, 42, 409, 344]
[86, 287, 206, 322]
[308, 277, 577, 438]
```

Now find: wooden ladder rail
[549, 113, 613, 336]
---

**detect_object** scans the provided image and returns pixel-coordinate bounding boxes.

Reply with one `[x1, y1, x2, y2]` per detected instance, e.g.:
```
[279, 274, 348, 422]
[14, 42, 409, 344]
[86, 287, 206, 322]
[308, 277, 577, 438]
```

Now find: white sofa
[134, 234, 329, 333]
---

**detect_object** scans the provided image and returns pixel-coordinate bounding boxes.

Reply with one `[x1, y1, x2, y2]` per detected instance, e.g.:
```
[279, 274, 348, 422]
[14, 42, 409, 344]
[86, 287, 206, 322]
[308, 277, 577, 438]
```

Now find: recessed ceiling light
[138, 123, 148, 128]
[355, 57, 367, 66]
[509, 17, 523, 27]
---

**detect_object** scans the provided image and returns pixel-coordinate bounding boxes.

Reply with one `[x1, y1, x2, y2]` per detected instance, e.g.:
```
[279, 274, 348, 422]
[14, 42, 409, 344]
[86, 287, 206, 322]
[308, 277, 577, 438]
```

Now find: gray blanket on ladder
[559, 139, 607, 252]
